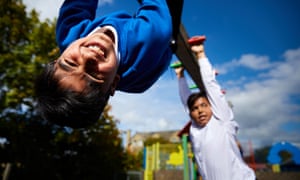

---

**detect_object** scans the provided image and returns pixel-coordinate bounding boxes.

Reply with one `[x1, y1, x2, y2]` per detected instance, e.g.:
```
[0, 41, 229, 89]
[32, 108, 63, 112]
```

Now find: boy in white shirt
[174, 37, 256, 180]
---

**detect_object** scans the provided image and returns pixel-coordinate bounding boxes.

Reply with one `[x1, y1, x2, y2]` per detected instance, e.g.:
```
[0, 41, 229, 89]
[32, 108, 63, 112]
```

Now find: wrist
[195, 51, 206, 59]
[176, 74, 184, 79]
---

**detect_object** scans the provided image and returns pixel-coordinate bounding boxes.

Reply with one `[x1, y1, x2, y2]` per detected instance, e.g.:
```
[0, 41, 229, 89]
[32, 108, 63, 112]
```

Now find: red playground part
[188, 35, 206, 45]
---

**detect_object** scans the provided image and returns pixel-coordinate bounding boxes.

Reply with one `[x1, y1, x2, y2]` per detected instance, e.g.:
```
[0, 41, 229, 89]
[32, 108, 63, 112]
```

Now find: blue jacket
[56, 0, 173, 93]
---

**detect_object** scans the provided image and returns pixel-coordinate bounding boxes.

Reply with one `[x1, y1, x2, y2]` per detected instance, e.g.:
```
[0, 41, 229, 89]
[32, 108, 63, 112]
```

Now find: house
[126, 130, 181, 154]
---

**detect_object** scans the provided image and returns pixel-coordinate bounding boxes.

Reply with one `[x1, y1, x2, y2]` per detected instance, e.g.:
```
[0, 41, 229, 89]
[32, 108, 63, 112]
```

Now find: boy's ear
[109, 74, 120, 96]
[188, 112, 192, 119]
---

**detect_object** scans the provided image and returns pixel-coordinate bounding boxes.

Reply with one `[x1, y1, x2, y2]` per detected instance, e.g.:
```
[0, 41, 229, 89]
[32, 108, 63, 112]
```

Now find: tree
[0, 0, 128, 179]
[0, 0, 58, 112]
[46, 105, 127, 179]
[254, 146, 271, 163]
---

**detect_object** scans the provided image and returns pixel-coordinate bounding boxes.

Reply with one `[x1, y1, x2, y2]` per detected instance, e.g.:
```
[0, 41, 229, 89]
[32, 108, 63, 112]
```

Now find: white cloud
[284, 47, 300, 62]
[110, 76, 189, 133]
[214, 59, 239, 74]
[216, 54, 275, 74]
[226, 47, 300, 148]
[23, 0, 113, 20]
[239, 54, 273, 70]
[23, 0, 64, 20]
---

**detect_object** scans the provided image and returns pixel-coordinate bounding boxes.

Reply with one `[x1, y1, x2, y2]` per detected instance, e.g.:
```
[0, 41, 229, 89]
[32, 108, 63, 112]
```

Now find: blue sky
[24, 0, 300, 149]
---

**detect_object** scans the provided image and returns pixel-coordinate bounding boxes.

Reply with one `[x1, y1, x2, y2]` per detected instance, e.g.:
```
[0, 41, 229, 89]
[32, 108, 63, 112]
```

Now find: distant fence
[127, 170, 300, 180]
[256, 171, 300, 180]
[152, 170, 300, 180]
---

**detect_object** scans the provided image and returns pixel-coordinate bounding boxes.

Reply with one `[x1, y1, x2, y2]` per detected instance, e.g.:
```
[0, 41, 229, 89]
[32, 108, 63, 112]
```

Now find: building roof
[131, 130, 181, 144]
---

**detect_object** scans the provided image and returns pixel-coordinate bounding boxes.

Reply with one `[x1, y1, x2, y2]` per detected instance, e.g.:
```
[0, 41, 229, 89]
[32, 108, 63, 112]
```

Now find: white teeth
[88, 45, 101, 51]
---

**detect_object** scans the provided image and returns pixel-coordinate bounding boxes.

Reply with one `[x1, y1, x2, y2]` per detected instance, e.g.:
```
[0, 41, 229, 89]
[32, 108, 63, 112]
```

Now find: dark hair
[35, 62, 110, 128]
[187, 91, 207, 110]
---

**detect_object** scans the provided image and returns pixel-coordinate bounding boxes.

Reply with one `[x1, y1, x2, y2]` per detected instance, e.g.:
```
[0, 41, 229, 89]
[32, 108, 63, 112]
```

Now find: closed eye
[58, 59, 73, 71]
[65, 59, 77, 67]
[57, 59, 103, 83]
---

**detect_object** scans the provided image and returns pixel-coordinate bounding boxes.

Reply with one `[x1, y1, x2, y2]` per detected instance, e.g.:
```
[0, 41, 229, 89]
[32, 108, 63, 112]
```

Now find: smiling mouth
[198, 116, 206, 121]
[88, 45, 101, 51]
[86, 44, 105, 59]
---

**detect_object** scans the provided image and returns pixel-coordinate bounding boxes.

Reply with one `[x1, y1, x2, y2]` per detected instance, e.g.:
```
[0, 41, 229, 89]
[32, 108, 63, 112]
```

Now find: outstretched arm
[174, 65, 191, 111]
[193, 44, 234, 122]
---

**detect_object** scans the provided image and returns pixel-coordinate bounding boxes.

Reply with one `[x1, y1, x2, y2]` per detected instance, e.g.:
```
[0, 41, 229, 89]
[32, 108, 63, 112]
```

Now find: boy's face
[54, 28, 120, 95]
[189, 97, 212, 127]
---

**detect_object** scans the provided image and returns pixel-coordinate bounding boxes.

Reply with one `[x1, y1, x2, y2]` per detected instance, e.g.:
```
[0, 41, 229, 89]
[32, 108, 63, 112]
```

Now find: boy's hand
[174, 62, 185, 78]
[191, 44, 206, 59]
[188, 35, 206, 59]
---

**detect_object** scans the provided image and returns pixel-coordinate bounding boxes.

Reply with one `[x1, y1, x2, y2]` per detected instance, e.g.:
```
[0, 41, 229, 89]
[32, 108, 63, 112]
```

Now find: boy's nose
[197, 107, 204, 113]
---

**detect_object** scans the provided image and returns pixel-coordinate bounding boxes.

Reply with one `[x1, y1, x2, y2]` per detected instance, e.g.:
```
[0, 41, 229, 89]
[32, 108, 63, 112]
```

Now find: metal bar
[174, 24, 205, 91]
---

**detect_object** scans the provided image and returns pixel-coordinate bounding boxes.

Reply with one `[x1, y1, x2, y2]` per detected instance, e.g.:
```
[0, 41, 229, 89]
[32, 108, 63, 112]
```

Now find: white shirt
[189, 57, 256, 180]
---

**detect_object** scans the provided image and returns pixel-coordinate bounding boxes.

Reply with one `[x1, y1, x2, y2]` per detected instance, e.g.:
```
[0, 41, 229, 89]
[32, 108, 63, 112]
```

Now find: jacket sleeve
[128, 0, 172, 54]
[56, 0, 98, 51]
[116, 0, 173, 92]
[178, 77, 191, 112]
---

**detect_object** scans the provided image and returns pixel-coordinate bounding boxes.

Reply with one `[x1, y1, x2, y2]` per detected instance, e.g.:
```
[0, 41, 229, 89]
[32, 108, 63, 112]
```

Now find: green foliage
[123, 151, 144, 171]
[254, 145, 271, 163]
[0, 0, 58, 111]
[0, 0, 129, 179]
[279, 150, 293, 163]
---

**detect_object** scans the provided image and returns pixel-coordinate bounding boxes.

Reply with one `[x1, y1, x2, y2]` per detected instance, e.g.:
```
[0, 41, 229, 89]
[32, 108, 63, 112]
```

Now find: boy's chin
[195, 120, 208, 127]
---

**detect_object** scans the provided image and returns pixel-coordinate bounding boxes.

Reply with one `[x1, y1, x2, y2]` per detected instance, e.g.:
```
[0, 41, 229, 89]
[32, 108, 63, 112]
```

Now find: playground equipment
[152, 0, 210, 179]
[267, 141, 300, 172]
[170, 34, 206, 91]
[170, 35, 205, 68]
[187, 35, 206, 45]
[143, 123, 197, 180]
[166, 146, 184, 166]
[178, 121, 198, 180]
[172, 26, 206, 91]
[143, 140, 197, 180]
[144, 143, 160, 180]
[171, 60, 226, 93]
